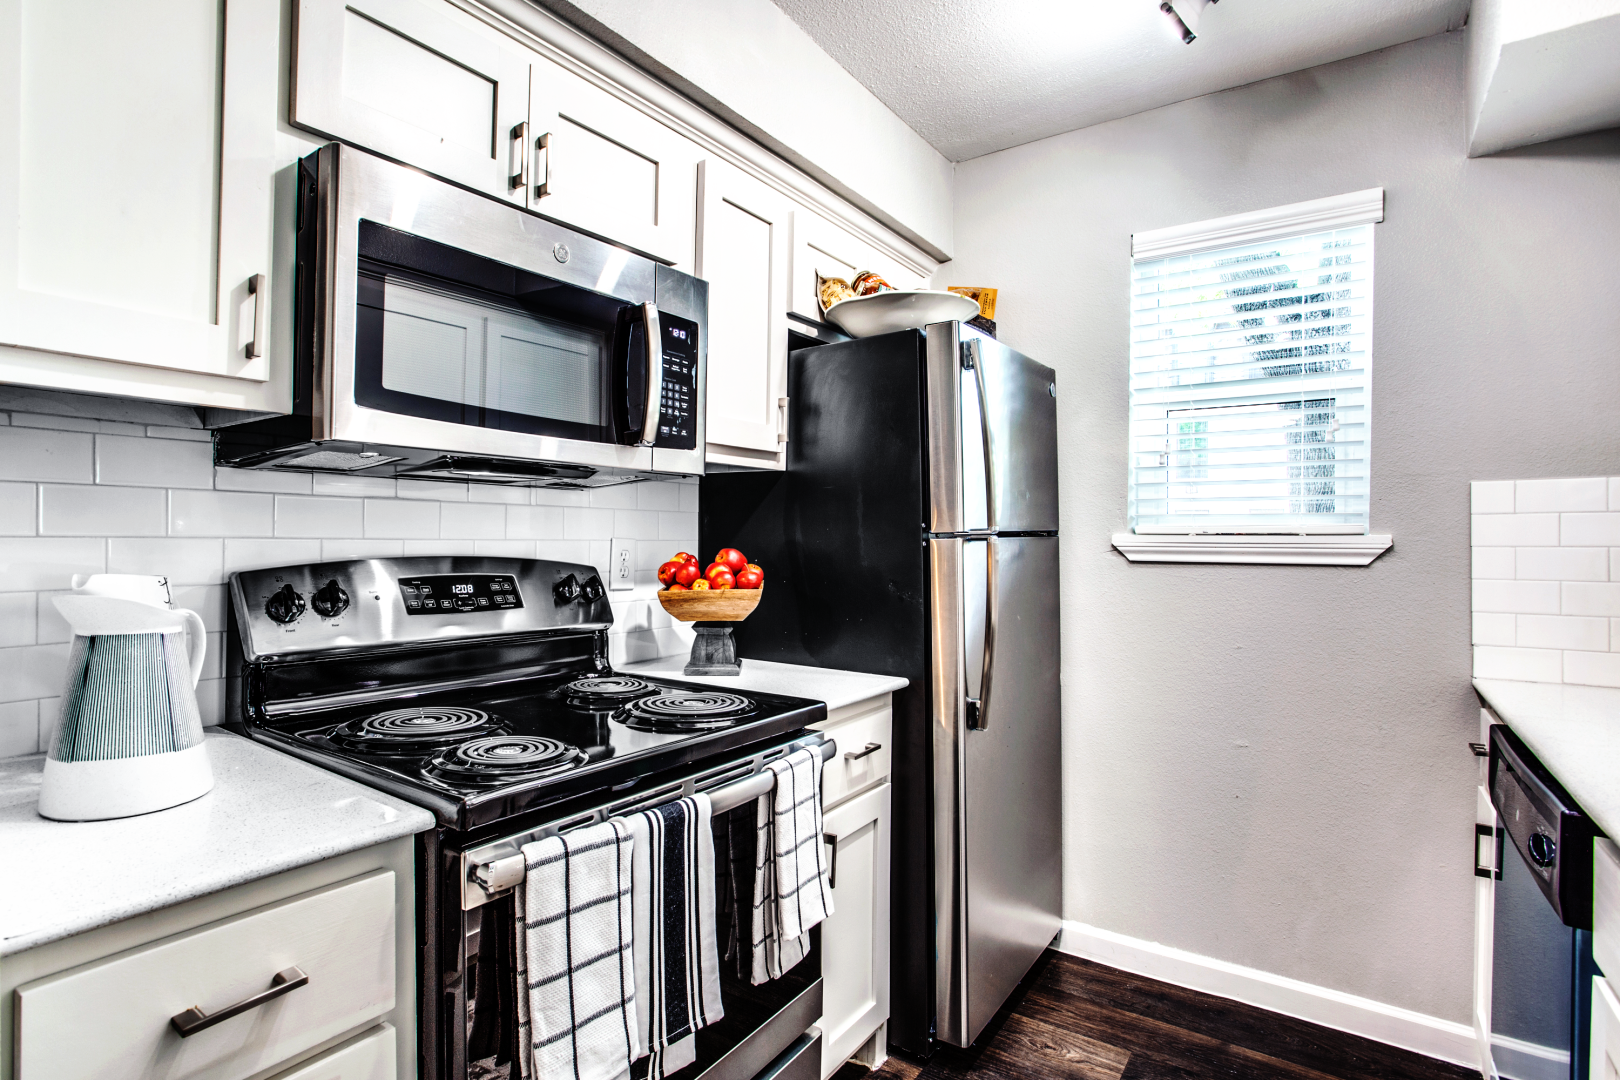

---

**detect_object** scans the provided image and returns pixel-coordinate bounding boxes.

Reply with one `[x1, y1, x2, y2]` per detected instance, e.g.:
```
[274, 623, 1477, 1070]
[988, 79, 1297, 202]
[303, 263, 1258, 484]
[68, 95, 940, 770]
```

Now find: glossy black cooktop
[243, 670, 826, 831]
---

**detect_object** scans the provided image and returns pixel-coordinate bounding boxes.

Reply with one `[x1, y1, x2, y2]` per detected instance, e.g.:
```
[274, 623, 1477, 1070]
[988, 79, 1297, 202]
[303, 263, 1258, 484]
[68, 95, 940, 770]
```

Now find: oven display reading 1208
[399, 575, 524, 615]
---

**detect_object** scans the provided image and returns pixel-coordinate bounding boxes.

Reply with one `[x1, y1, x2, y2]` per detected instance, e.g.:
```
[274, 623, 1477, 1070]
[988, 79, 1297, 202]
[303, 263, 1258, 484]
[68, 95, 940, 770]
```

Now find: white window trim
[1111, 532, 1393, 566]
[1131, 187, 1385, 260]
[1126, 188, 1389, 564]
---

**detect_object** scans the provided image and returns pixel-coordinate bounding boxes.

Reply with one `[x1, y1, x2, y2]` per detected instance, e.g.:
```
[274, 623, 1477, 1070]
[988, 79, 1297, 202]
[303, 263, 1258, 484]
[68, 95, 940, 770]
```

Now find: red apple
[715, 548, 747, 573]
[674, 561, 701, 587]
[657, 560, 681, 587]
[705, 564, 735, 590]
[735, 568, 763, 589]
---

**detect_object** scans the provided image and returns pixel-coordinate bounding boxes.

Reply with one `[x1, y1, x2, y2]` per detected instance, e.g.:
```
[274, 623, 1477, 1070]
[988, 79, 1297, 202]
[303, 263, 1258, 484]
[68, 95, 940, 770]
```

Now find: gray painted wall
[945, 30, 1620, 1023]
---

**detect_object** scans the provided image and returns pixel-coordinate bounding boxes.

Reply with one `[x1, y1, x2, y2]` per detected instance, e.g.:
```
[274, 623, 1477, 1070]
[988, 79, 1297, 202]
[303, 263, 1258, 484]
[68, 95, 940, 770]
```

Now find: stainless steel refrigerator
[699, 320, 1062, 1057]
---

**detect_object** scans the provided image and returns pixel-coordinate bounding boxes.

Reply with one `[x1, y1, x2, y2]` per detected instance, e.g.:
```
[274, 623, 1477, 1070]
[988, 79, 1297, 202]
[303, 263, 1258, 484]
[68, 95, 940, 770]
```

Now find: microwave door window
[484, 310, 603, 432]
[378, 279, 484, 421]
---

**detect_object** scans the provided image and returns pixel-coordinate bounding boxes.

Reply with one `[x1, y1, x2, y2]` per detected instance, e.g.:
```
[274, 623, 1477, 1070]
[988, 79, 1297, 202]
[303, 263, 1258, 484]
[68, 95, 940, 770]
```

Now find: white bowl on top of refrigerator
[823, 290, 981, 337]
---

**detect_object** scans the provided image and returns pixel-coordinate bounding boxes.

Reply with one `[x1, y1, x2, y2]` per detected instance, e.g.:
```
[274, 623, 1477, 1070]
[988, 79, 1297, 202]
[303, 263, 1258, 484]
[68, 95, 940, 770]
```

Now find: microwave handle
[636, 302, 662, 447]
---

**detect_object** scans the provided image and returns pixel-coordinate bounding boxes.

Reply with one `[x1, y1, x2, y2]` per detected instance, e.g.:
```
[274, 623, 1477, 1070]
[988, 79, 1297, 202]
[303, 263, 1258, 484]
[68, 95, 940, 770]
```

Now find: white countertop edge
[620, 657, 908, 713]
[1472, 678, 1620, 841]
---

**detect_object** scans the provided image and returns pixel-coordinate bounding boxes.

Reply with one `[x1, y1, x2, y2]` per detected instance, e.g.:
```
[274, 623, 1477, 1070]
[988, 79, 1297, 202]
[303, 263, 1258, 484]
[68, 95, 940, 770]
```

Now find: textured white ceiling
[769, 0, 1470, 161]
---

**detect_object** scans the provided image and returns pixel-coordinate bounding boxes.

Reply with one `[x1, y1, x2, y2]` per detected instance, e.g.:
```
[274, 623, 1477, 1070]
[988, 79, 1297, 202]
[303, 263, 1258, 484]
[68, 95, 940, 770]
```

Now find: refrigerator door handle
[965, 338, 998, 532]
[967, 538, 997, 731]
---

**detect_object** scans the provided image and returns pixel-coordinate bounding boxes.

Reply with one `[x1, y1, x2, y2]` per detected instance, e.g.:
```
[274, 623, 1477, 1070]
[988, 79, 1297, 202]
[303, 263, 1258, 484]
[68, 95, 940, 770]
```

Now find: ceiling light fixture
[1160, 0, 1216, 44]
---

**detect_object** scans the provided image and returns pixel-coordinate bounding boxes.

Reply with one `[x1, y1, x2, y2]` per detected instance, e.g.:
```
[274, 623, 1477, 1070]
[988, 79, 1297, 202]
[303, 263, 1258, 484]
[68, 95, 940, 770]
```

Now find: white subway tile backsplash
[40, 484, 166, 536]
[275, 496, 363, 538]
[0, 421, 694, 758]
[1471, 481, 1516, 514]
[0, 593, 36, 647]
[1515, 477, 1608, 513]
[1564, 651, 1620, 688]
[36, 696, 59, 750]
[1472, 513, 1560, 547]
[169, 490, 274, 537]
[506, 505, 565, 540]
[1472, 612, 1516, 647]
[1516, 614, 1608, 651]
[0, 537, 104, 590]
[1516, 547, 1608, 582]
[0, 427, 93, 482]
[1473, 547, 1515, 580]
[439, 503, 506, 540]
[1473, 645, 1563, 683]
[95, 434, 214, 489]
[1562, 582, 1620, 617]
[214, 467, 313, 494]
[1472, 579, 1559, 615]
[1610, 478, 1620, 511]
[1563, 513, 1620, 547]
[0, 481, 36, 535]
[364, 498, 439, 539]
[109, 538, 224, 585]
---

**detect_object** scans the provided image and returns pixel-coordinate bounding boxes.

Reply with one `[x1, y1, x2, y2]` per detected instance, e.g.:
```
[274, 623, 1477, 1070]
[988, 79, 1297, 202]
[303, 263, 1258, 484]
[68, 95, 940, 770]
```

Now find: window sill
[1110, 533, 1393, 566]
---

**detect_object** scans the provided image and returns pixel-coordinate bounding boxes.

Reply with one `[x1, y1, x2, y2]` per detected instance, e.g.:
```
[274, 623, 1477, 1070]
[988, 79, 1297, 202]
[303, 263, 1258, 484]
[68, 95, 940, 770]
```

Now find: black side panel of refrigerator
[700, 328, 938, 1057]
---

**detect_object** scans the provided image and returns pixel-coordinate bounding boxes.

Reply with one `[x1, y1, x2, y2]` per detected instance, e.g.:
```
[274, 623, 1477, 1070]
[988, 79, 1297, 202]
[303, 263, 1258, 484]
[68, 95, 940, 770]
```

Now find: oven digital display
[398, 575, 523, 615]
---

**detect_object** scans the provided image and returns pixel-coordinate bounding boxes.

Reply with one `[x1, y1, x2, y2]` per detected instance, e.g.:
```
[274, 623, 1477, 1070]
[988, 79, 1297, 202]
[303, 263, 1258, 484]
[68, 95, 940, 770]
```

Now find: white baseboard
[1490, 1034, 1568, 1080]
[1056, 920, 1480, 1071]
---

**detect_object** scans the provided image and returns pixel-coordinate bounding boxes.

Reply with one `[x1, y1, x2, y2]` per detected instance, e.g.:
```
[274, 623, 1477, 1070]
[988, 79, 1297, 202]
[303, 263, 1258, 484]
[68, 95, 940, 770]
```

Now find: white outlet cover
[610, 537, 635, 591]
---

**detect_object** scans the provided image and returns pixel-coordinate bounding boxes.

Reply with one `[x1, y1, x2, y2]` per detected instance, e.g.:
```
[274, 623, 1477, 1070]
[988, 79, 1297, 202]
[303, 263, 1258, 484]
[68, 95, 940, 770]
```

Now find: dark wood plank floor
[833, 952, 1476, 1080]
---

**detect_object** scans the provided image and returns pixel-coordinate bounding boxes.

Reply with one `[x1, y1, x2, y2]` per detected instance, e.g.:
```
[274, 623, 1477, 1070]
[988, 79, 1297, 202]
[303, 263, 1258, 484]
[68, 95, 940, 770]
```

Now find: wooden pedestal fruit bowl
[656, 585, 762, 623]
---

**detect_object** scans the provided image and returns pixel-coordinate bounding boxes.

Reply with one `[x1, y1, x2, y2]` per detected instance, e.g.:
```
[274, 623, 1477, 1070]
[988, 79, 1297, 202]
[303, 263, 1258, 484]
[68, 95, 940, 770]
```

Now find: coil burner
[617, 691, 757, 733]
[562, 676, 658, 708]
[329, 706, 500, 752]
[424, 735, 586, 787]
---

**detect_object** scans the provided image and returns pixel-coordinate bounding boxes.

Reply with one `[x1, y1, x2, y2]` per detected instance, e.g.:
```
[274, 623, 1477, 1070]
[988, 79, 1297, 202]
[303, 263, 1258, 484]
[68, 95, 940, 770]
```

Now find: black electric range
[225, 556, 829, 1080]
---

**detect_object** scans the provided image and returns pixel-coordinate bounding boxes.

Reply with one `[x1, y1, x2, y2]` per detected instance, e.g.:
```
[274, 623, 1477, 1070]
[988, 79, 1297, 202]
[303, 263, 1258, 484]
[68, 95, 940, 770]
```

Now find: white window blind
[1128, 196, 1377, 535]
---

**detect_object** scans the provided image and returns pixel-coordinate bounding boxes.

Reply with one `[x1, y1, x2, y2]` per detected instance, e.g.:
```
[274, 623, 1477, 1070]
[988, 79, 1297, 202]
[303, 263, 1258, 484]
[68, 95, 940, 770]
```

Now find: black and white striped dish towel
[751, 746, 835, 984]
[624, 794, 725, 1079]
[514, 819, 642, 1080]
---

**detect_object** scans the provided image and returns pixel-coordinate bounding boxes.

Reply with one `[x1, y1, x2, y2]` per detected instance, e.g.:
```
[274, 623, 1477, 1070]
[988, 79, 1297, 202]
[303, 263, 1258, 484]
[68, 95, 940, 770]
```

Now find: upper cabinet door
[292, 0, 533, 205]
[526, 60, 697, 268]
[790, 210, 926, 324]
[0, 0, 285, 401]
[697, 159, 790, 461]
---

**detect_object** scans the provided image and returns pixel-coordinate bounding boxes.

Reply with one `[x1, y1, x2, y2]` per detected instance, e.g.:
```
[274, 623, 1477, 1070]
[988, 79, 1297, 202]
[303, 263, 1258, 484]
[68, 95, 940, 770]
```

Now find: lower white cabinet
[1594, 839, 1620, 1080]
[819, 782, 892, 1079]
[271, 1025, 396, 1080]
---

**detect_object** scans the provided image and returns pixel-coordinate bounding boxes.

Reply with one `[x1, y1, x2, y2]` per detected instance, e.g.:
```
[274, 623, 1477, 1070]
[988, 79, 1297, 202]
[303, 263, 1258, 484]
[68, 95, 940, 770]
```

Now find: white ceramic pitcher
[38, 574, 214, 821]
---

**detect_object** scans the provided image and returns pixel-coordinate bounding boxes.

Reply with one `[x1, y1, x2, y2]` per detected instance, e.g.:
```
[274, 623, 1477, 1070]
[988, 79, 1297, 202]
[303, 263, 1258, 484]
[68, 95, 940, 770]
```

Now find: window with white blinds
[1128, 194, 1378, 535]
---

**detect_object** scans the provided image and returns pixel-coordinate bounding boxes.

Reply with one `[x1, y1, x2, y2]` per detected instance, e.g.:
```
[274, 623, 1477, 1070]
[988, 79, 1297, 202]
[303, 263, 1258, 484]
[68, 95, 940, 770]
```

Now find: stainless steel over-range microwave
[216, 143, 707, 486]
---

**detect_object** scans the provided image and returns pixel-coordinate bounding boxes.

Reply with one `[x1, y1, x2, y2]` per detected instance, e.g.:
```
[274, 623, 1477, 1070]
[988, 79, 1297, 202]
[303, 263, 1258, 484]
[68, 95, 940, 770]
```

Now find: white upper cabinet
[697, 159, 791, 467]
[293, 0, 532, 206]
[0, 0, 289, 410]
[790, 209, 923, 324]
[526, 62, 697, 268]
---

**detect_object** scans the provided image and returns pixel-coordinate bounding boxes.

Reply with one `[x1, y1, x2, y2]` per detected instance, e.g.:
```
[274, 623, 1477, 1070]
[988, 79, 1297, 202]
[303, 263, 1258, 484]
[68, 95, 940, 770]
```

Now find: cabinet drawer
[16, 871, 395, 1080]
[269, 1024, 395, 1080]
[1597, 839, 1620, 981]
[1595, 976, 1620, 1080]
[814, 701, 891, 809]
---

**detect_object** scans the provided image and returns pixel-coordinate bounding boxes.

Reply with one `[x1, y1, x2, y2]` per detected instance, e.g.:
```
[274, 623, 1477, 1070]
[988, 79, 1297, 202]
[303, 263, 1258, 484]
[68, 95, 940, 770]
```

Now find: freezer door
[934, 534, 1063, 1047]
[964, 337, 1059, 534]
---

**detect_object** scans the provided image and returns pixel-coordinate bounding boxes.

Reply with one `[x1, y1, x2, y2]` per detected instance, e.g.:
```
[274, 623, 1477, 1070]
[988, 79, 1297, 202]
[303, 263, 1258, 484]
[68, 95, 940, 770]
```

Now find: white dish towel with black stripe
[514, 818, 641, 1080]
[624, 793, 725, 1079]
[752, 746, 835, 984]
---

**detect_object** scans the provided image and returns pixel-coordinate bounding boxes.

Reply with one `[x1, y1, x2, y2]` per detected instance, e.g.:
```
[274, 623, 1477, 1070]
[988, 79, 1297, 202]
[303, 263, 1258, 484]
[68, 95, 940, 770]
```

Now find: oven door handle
[635, 301, 662, 447]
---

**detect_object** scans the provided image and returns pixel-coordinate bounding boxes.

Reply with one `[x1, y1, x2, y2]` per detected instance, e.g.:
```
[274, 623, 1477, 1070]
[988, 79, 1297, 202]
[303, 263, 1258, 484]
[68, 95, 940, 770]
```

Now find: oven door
[309, 143, 706, 476]
[430, 804, 822, 1080]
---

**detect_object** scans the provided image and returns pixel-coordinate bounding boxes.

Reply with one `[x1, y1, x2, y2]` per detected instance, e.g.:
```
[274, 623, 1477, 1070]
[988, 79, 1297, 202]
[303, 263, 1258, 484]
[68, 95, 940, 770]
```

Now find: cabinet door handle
[1475, 823, 1503, 880]
[844, 742, 881, 761]
[246, 274, 266, 360]
[509, 121, 529, 191]
[535, 132, 552, 198]
[823, 832, 838, 889]
[170, 966, 309, 1037]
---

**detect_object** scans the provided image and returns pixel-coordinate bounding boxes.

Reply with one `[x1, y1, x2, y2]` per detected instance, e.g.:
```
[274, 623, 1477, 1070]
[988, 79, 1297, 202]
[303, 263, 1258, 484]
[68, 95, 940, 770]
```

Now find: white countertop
[0, 731, 435, 956]
[621, 657, 908, 713]
[1473, 678, 1620, 839]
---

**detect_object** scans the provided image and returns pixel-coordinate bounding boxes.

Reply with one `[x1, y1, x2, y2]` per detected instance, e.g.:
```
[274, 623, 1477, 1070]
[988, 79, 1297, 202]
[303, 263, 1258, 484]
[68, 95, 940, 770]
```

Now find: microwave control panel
[655, 313, 699, 450]
[399, 574, 524, 615]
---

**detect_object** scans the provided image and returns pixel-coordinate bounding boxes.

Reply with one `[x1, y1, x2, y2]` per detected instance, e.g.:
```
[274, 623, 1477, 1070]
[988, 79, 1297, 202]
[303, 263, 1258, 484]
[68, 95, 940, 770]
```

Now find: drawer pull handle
[823, 832, 839, 889]
[170, 966, 309, 1037]
[844, 742, 881, 762]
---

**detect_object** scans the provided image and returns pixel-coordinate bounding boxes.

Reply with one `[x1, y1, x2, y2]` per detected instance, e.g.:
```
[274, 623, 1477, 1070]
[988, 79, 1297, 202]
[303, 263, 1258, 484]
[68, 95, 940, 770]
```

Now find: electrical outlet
[610, 537, 635, 591]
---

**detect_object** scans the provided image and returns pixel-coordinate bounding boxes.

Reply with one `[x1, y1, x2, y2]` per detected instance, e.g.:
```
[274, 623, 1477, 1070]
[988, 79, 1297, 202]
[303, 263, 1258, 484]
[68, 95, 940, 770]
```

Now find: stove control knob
[580, 574, 605, 603]
[265, 584, 306, 624]
[553, 573, 582, 605]
[1528, 831, 1557, 868]
[311, 579, 349, 618]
